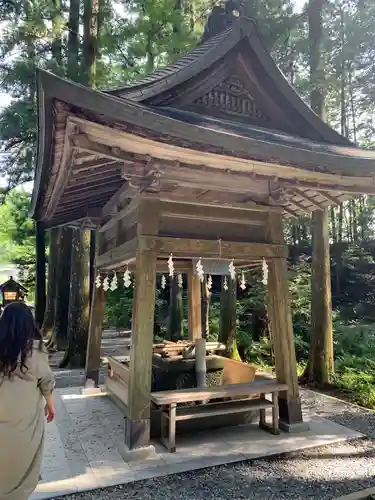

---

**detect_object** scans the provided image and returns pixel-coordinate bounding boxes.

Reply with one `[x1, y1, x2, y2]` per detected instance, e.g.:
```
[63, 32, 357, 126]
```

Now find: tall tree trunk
[41, 228, 59, 339]
[49, 227, 72, 350]
[60, 230, 91, 368]
[67, 0, 80, 81]
[51, 0, 62, 72]
[219, 277, 240, 360]
[303, 0, 334, 386]
[60, 0, 102, 366]
[82, 0, 101, 86]
[167, 277, 184, 341]
[35, 221, 46, 328]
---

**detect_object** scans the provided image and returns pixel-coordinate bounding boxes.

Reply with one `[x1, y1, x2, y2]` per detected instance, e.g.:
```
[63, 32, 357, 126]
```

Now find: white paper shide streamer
[161, 275, 167, 289]
[95, 275, 102, 289]
[240, 271, 246, 290]
[102, 275, 110, 292]
[262, 258, 269, 286]
[223, 276, 229, 291]
[228, 259, 236, 281]
[110, 273, 118, 291]
[207, 275, 213, 290]
[168, 254, 174, 277]
[196, 258, 204, 282]
[177, 273, 183, 289]
[123, 267, 132, 288]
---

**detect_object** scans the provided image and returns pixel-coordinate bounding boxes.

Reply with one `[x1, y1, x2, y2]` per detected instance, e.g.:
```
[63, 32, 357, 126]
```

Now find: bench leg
[259, 393, 266, 430]
[259, 392, 280, 435]
[271, 391, 280, 435]
[168, 403, 177, 453]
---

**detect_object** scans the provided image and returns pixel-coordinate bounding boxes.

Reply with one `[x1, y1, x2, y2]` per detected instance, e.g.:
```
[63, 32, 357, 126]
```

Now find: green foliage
[103, 280, 133, 329]
[0, 189, 36, 293]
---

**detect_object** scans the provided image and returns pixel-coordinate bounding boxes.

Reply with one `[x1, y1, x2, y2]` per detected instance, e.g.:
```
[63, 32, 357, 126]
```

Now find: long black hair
[0, 302, 42, 378]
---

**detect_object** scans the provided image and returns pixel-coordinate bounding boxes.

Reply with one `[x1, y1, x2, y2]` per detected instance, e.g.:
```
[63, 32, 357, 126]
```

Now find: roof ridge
[104, 21, 250, 96]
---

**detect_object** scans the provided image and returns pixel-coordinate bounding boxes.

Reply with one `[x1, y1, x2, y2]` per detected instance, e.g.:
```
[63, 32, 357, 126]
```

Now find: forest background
[1, 0, 375, 406]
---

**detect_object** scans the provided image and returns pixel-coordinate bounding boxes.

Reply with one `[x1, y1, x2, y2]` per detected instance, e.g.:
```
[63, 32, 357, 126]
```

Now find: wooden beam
[293, 189, 324, 210]
[267, 213, 304, 429]
[187, 262, 202, 340]
[96, 238, 137, 269]
[58, 185, 120, 207]
[102, 182, 139, 217]
[142, 194, 283, 214]
[288, 198, 311, 214]
[282, 205, 300, 218]
[74, 159, 119, 172]
[138, 236, 288, 260]
[72, 118, 375, 192]
[99, 198, 140, 234]
[85, 275, 107, 386]
[64, 177, 122, 195]
[40, 209, 104, 230]
[320, 191, 342, 205]
[159, 200, 267, 225]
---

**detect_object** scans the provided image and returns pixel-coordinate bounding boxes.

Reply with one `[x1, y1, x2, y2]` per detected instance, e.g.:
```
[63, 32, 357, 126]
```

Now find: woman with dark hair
[0, 302, 55, 500]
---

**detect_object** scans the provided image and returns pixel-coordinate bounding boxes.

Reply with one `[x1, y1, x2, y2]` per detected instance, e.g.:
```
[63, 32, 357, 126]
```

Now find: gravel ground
[49, 335, 375, 500]
[48, 381, 375, 500]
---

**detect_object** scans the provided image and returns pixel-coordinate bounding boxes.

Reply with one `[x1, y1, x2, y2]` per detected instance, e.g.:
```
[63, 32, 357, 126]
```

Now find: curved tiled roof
[105, 27, 233, 97]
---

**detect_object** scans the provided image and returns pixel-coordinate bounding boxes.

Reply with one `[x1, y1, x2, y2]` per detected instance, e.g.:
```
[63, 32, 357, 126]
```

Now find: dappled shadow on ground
[55, 437, 375, 500]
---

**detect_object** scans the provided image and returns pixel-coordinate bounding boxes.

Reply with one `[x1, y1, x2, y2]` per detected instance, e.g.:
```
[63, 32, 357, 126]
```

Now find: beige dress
[0, 340, 55, 500]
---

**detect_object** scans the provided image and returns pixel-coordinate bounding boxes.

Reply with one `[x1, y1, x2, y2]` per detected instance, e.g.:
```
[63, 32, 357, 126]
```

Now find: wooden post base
[124, 417, 151, 450]
[85, 369, 100, 387]
[278, 395, 306, 432]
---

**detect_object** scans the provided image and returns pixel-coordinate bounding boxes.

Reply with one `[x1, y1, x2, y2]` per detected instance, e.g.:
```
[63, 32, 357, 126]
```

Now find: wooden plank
[138, 235, 288, 260]
[159, 199, 267, 224]
[96, 238, 137, 269]
[102, 182, 140, 217]
[320, 190, 342, 205]
[99, 198, 140, 233]
[293, 188, 324, 210]
[165, 398, 274, 421]
[85, 275, 107, 386]
[267, 212, 303, 426]
[187, 262, 202, 340]
[151, 380, 288, 405]
[143, 194, 282, 214]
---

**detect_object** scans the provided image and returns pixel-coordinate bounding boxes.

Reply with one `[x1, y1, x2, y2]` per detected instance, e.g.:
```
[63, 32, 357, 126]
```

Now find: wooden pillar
[125, 197, 159, 450]
[125, 247, 157, 449]
[187, 263, 202, 340]
[35, 221, 46, 328]
[267, 213, 304, 430]
[85, 283, 107, 386]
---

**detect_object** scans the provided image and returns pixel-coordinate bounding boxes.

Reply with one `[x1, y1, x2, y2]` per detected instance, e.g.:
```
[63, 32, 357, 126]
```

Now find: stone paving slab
[31, 387, 363, 500]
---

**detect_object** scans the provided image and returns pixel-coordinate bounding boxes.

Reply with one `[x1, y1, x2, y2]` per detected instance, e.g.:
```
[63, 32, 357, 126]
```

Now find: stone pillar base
[279, 420, 310, 433]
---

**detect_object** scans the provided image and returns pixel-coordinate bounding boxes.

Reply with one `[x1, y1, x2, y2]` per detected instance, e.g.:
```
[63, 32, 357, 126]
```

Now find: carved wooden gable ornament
[192, 73, 271, 122]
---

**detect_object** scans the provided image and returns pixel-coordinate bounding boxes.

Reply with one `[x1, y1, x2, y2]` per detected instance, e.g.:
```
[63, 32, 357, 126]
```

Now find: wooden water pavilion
[31, 5, 375, 452]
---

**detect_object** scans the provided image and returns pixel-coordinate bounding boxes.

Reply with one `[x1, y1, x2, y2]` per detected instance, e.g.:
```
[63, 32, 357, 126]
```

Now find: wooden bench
[151, 379, 288, 453]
